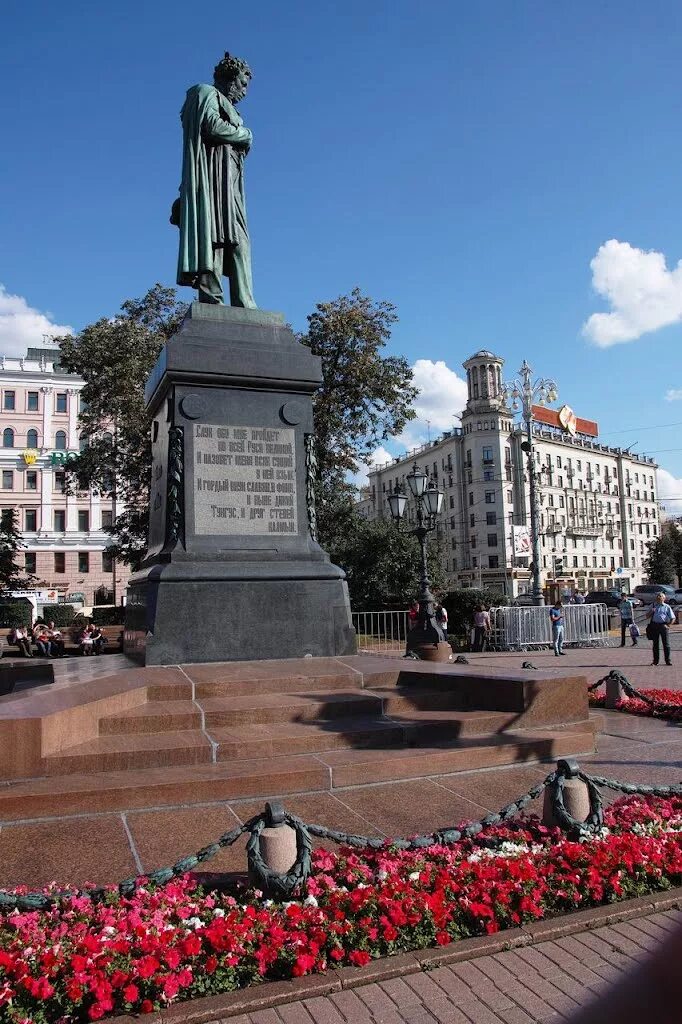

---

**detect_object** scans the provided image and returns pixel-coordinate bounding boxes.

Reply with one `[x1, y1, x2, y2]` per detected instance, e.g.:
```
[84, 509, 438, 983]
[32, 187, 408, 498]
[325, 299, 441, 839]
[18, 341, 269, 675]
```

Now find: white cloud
[396, 359, 468, 451]
[657, 467, 682, 517]
[665, 388, 682, 402]
[0, 285, 73, 358]
[348, 445, 394, 491]
[583, 240, 682, 346]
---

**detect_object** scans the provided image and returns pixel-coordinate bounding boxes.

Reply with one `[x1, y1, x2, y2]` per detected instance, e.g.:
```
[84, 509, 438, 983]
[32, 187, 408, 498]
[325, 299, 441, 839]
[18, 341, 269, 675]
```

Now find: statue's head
[214, 52, 252, 105]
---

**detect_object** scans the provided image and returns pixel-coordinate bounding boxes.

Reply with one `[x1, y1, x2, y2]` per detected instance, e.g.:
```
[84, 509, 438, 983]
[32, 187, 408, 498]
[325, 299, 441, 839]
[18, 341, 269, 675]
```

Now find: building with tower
[365, 349, 660, 599]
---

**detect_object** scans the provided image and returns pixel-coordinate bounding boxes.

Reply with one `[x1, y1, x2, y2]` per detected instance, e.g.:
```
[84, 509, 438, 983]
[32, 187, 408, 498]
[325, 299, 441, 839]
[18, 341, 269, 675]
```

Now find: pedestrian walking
[472, 604, 490, 652]
[647, 593, 674, 666]
[618, 594, 635, 647]
[574, 591, 585, 605]
[435, 602, 448, 640]
[550, 599, 566, 656]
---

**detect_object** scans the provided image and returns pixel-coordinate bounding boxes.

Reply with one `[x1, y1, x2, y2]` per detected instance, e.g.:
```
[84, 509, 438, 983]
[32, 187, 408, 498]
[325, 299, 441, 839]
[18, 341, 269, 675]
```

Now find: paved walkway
[221, 908, 682, 1024]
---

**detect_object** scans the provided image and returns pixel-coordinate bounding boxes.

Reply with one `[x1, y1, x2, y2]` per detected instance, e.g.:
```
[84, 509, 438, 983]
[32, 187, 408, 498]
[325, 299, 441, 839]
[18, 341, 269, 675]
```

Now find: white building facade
[365, 350, 660, 599]
[0, 342, 129, 606]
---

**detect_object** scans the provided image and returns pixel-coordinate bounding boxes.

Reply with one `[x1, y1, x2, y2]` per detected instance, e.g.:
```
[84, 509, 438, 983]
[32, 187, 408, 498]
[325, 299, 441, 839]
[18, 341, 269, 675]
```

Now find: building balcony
[566, 524, 601, 537]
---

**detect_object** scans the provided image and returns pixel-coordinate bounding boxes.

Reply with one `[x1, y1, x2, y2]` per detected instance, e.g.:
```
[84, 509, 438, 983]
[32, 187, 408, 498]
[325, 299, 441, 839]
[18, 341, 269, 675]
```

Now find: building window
[469, 493, 474, 506]
[1, 471, 12, 490]
[3, 391, 15, 411]
[54, 472, 66, 493]
[26, 471, 37, 491]
[102, 551, 114, 572]
[582, 556, 588, 568]
[489, 555, 499, 569]
[482, 447, 493, 463]
[25, 509, 37, 532]
[486, 511, 496, 525]
[449, 495, 454, 509]
[25, 552, 36, 574]
[56, 393, 67, 414]
[2, 428, 14, 449]
[78, 552, 90, 573]
[485, 491, 495, 503]
[26, 429, 39, 449]
[101, 510, 113, 530]
[55, 430, 67, 451]
[487, 533, 498, 547]
[54, 552, 65, 573]
[483, 470, 494, 481]
[54, 510, 66, 532]
[470, 513, 475, 527]
[507, 490, 513, 502]
[27, 391, 39, 412]
[78, 510, 90, 532]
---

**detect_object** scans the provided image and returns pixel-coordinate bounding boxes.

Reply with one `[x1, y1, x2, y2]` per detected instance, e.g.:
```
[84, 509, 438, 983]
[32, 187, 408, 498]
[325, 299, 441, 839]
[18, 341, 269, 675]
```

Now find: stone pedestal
[124, 304, 356, 665]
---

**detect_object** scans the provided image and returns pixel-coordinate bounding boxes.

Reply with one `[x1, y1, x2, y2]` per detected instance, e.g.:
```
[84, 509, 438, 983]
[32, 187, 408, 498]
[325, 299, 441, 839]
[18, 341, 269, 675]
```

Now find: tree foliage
[57, 285, 187, 569]
[323, 498, 448, 611]
[0, 509, 32, 595]
[644, 524, 682, 586]
[443, 588, 509, 637]
[299, 289, 417, 528]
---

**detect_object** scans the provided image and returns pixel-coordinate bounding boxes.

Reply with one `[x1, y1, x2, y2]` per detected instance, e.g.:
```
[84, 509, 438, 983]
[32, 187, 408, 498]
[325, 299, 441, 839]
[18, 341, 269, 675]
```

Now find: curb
[111, 886, 682, 1023]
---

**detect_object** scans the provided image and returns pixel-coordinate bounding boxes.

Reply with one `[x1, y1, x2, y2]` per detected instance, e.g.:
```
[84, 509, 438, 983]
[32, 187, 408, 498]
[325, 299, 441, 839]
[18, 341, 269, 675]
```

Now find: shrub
[0, 601, 32, 628]
[91, 606, 125, 626]
[41, 604, 76, 627]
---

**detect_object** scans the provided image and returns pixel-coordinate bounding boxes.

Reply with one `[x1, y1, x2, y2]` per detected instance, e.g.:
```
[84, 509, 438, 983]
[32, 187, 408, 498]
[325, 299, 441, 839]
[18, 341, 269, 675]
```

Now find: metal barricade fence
[351, 609, 409, 655]
[488, 603, 609, 651]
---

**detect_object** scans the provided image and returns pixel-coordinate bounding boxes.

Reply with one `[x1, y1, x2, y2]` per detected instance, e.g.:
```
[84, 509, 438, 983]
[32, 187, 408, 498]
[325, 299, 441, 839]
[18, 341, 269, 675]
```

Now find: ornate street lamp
[388, 464, 449, 660]
[502, 360, 558, 606]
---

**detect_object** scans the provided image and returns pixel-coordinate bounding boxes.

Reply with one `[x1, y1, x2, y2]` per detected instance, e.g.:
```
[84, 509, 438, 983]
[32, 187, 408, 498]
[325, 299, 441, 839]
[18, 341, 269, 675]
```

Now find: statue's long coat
[176, 84, 251, 285]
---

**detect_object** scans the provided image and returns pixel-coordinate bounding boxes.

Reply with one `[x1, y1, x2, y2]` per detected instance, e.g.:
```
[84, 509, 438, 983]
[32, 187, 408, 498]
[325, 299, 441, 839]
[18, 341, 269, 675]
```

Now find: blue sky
[1, 1, 681, 509]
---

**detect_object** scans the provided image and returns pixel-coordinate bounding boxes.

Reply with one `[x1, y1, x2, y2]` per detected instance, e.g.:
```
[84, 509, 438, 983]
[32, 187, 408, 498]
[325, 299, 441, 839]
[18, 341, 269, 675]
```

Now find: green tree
[643, 532, 677, 585]
[299, 289, 417, 542]
[57, 285, 187, 569]
[0, 509, 32, 594]
[443, 588, 509, 638]
[324, 500, 448, 610]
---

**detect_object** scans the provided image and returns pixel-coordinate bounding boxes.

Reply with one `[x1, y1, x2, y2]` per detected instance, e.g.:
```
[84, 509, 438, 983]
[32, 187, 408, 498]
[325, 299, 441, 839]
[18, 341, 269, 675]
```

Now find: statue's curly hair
[213, 52, 252, 84]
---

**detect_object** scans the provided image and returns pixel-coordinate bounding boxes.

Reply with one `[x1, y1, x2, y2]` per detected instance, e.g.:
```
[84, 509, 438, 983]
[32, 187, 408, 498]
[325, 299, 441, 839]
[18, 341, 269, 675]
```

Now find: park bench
[1, 624, 124, 658]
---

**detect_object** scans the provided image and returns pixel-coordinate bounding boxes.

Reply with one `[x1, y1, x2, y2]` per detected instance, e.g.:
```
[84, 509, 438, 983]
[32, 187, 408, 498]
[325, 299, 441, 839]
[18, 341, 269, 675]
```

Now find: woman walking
[648, 592, 674, 666]
[472, 605, 490, 652]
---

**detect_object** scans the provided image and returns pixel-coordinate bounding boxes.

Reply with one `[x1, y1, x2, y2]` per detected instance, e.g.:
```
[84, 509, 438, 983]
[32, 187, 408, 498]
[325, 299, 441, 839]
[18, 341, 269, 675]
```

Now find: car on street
[584, 591, 642, 608]
[632, 584, 679, 605]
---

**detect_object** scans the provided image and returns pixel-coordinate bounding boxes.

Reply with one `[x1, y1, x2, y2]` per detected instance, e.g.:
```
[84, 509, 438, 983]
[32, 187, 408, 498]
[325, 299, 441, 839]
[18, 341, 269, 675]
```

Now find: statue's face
[218, 70, 250, 105]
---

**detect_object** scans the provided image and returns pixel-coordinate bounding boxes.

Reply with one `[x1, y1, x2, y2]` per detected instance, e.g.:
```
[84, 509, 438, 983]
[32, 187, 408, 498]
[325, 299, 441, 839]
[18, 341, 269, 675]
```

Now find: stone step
[314, 724, 597, 788]
[100, 701, 201, 734]
[200, 690, 382, 727]
[0, 725, 595, 821]
[43, 730, 213, 775]
[0, 755, 333, 820]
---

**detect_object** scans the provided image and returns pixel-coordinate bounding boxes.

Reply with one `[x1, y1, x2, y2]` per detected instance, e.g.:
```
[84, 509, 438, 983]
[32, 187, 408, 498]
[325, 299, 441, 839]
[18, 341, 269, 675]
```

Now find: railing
[489, 603, 609, 650]
[352, 609, 409, 655]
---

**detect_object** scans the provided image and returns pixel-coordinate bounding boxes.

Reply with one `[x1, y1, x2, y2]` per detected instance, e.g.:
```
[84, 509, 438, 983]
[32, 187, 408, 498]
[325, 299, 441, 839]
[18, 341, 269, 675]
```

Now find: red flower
[349, 950, 372, 967]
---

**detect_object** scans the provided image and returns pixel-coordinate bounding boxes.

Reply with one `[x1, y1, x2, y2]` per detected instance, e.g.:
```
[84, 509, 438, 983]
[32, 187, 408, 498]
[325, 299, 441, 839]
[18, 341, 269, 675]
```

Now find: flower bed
[1, 795, 681, 1023]
[590, 686, 682, 720]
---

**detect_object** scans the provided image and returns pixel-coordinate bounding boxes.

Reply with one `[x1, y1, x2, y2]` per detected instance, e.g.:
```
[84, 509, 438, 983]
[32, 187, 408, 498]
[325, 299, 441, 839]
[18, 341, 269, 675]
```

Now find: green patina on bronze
[171, 52, 256, 308]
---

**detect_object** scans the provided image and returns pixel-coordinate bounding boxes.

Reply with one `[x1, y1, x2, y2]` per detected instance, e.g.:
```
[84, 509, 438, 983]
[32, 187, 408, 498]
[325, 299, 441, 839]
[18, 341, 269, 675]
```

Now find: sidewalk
[220, 907, 681, 1024]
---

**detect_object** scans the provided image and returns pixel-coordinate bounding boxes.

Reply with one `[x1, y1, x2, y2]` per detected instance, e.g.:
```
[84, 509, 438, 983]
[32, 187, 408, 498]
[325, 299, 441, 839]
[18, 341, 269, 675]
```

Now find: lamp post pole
[387, 462, 448, 660]
[502, 360, 558, 608]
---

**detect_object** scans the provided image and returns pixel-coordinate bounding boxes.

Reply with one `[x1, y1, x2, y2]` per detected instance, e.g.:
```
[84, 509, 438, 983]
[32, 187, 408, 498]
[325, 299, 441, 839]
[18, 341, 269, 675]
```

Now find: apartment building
[0, 341, 128, 606]
[365, 350, 660, 598]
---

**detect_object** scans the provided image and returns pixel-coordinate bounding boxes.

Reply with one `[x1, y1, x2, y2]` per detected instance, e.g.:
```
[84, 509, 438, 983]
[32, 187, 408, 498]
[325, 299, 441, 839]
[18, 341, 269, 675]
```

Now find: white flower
[408, 871, 420, 881]
[304, 895, 318, 908]
[186, 916, 203, 930]
[213, 908, 225, 917]
[377, 870, 388, 882]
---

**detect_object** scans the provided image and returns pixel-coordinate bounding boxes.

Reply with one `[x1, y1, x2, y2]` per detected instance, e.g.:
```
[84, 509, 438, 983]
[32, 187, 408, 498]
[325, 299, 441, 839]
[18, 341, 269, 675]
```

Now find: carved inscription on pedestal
[194, 424, 298, 536]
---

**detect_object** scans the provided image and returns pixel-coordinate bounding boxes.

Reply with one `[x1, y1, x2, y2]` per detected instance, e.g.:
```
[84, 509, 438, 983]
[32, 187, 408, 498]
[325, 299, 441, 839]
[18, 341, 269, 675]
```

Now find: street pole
[502, 360, 557, 610]
[526, 415, 544, 605]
